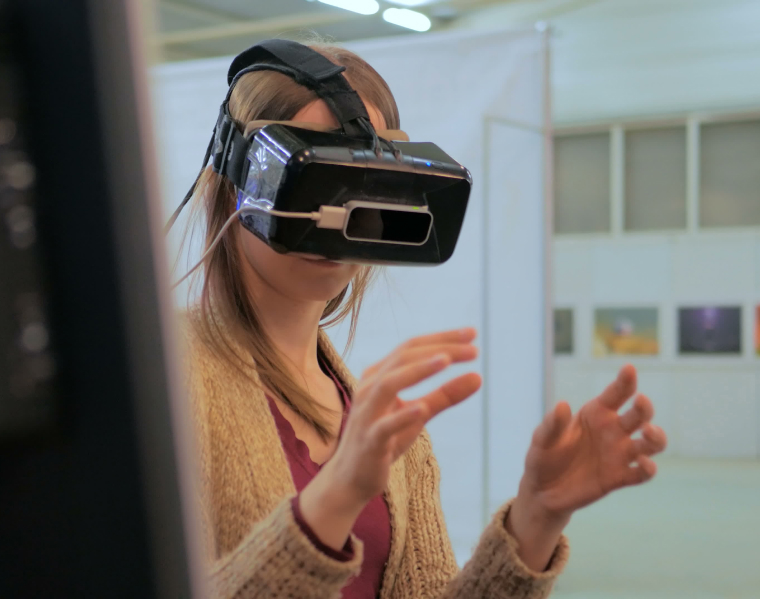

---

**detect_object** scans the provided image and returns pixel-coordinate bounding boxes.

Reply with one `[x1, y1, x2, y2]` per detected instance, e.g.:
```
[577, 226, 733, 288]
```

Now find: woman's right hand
[299, 328, 482, 551]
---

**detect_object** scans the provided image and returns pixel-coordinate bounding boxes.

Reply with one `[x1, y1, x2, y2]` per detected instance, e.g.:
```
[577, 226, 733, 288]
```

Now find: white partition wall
[331, 29, 550, 562]
[553, 232, 760, 459]
[151, 28, 550, 564]
[483, 119, 548, 519]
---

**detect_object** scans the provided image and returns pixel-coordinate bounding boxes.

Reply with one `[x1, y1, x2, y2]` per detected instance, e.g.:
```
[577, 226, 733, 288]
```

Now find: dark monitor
[0, 1, 202, 597]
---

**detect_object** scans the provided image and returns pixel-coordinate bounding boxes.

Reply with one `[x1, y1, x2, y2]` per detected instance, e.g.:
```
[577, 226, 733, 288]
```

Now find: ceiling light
[317, 0, 379, 15]
[385, 0, 434, 6]
[382, 8, 431, 32]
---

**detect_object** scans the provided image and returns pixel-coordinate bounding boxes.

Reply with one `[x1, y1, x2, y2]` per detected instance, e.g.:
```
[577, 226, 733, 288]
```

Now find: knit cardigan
[182, 313, 570, 599]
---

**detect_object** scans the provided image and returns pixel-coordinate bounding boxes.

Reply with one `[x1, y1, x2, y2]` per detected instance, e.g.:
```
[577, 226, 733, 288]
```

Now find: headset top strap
[163, 40, 380, 233]
[227, 39, 373, 138]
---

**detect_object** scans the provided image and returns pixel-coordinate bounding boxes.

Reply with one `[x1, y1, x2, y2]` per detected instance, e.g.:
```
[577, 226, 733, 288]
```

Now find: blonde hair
[187, 43, 400, 440]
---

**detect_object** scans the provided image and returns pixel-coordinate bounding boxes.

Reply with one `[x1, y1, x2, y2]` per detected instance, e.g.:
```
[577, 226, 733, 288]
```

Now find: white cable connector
[266, 205, 346, 229]
[315, 205, 348, 230]
[172, 204, 348, 289]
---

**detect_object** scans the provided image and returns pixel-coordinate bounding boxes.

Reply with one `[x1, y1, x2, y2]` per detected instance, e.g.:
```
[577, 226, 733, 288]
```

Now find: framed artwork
[756, 306, 760, 356]
[678, 306, 742, 354]
[594, 307, 659, 356]
[554, 308, 573, 354]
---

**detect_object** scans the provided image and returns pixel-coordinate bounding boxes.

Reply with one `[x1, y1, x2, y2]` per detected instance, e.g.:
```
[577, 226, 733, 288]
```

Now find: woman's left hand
[518, 363, 668, 521]
[504, 363, 668, 573]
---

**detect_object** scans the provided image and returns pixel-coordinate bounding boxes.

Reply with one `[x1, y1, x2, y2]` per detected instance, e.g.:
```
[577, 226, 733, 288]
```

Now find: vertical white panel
[484, 122, 545, 516]
[339, 29, 548, 563]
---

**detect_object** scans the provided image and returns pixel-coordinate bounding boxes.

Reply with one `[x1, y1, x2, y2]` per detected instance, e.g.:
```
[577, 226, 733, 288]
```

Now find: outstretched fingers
[362, 330, 478, 379]
[621, 455, 658, 487]
[370, 403, 427, 447]
[362, 373, 482, 446]
[598, 364, 638, 411]
[407, 372, 483, 420]
[619, 394, 655, 434]
[403, 327, 478, 349]
[629, 423, 667, 458]
[532, 401, 573, 448]
[359, 354, 454, 414]
[392, 343, 479, 369]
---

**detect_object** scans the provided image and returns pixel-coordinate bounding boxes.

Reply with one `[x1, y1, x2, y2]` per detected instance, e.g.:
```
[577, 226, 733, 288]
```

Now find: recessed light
[383, 8, 432, 32]
[385, 0, 434, 6]
[317, 0, 380, 16]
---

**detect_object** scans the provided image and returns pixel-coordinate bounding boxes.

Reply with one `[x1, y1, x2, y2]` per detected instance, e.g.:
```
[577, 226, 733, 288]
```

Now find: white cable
[172, 206, 323, 289]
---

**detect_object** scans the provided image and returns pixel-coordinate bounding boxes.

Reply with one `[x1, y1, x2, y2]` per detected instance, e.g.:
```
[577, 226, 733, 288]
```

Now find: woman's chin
[273, 259, 353, 299]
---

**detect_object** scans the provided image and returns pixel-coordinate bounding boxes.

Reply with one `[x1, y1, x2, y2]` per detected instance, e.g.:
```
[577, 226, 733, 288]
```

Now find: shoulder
[174, 309, 222, 420]
[177, 306, 253, 375]
[176, 308, 218, 378]
[175, 307, 260, 413]
[176, 306, 217, 349]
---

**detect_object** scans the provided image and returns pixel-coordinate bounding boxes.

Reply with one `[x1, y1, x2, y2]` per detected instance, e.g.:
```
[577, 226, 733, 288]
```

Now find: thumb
[532, 401, 572, 448]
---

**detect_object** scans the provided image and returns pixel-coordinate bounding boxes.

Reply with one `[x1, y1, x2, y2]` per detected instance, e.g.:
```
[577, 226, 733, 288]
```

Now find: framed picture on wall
[593, 307, 659, 356]
[756, 306, 760, 356]
[678, 306, 742, 354]
[554, 308, 573, 354]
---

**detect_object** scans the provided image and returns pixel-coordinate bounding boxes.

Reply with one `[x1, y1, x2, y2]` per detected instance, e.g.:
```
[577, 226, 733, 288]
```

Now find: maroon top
[266, 356, 392, 599]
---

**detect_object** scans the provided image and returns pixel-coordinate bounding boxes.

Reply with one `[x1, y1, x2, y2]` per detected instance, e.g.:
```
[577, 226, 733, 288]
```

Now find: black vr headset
[167, 39, 472, 265]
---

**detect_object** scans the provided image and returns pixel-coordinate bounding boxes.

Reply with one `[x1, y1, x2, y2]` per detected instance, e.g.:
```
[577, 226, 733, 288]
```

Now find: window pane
[700, 120, 760, 227]
[625, 127, 687, 230]
[554, 308, 573, 354]
[554, 133, 610, 234]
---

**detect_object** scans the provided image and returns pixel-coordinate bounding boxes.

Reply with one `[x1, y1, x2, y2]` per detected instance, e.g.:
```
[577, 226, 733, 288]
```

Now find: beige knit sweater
[182, 313, 570, 599]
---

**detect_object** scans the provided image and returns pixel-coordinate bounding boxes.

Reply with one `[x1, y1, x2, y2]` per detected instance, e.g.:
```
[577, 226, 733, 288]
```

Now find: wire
[164, 127, 217, 235]
[171, 205, 319, 289]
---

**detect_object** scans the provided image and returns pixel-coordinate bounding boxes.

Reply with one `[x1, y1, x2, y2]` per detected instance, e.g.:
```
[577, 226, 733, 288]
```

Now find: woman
[180, 41, 668, 599]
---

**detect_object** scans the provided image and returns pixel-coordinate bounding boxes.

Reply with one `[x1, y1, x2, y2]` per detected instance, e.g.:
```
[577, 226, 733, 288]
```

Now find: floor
[550, 458, 760, 599]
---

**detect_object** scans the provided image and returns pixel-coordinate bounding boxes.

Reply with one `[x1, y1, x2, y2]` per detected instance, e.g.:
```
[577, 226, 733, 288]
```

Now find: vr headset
[167, 39, 472, 265]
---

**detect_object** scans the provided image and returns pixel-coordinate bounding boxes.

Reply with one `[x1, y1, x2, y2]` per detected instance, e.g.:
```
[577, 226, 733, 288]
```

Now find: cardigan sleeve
[394, 449, 570, 599]
[202, 497, 363, 599]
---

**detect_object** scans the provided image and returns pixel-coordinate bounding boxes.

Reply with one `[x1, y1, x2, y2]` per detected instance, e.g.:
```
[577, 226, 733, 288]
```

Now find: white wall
[458, 0, 760, 124]
[456, 0, 760, 459]
[554, 232, 760, 458]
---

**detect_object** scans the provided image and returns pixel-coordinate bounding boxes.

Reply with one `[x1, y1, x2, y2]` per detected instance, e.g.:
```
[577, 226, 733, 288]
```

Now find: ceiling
[153, 0, 529, 62]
